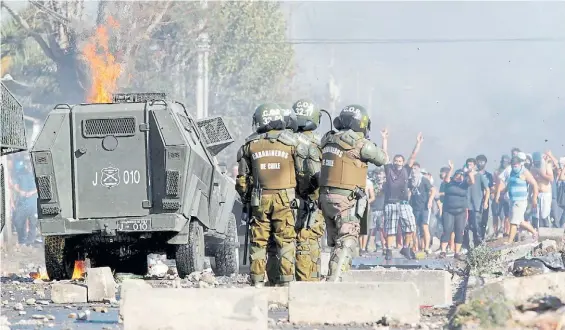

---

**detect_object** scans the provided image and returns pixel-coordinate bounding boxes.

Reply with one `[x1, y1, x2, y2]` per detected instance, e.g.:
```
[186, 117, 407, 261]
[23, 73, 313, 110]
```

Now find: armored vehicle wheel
[44, 236, 75, 280]
[175, 220, 205, 278]
[212, 213, 239, 276]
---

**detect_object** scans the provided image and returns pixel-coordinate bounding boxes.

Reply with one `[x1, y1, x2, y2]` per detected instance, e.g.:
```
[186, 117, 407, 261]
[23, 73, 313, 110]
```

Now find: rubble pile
[453, 239, 565, 329]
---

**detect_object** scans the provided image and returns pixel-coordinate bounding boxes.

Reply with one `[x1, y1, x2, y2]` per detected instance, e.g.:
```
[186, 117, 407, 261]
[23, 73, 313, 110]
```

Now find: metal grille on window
[83, 118, 136, 137]
[166, 170, 180, 196]
[196, 116, 234, 156]
[37, 175, 53, 200]
[112, 93, 166, 103]
[1, 83, 27, 155]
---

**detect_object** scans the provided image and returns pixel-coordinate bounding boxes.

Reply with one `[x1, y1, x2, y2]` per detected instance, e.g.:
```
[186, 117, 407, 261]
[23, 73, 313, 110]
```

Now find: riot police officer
[291, 99, 325, 282]
[318, 105, 388, 281]
[266, 105, 298, 286]
[235, 103, 314, 287]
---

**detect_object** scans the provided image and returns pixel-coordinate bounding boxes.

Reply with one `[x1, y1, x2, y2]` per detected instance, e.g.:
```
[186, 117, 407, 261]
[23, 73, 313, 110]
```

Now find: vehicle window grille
[82, 118, 136, 137]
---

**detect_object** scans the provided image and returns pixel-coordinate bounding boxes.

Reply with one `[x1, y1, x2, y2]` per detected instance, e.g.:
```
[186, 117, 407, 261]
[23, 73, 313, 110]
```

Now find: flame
[83, 16, 122, 103]
[29, 270, 49, 280]
[71, 260, 86, 280]
[29, 260, 85, 281]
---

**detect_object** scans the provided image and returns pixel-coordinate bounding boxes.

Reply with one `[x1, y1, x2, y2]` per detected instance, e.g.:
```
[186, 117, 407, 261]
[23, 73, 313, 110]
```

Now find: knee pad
[249, 246, 266, 262]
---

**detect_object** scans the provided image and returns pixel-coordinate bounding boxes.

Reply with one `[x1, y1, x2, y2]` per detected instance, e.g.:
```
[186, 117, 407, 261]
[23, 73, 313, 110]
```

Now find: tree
[204, 1, 295, 164]
[1, 1, 296, 165]
[1, 0, 90, 104]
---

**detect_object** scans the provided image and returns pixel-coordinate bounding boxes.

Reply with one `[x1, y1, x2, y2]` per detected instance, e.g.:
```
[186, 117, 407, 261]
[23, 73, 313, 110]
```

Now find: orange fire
[71, 260, 86, 280]
[83, 16, 122, 103]
[28, 260, 86, 281]
[29, 270, 49, 280]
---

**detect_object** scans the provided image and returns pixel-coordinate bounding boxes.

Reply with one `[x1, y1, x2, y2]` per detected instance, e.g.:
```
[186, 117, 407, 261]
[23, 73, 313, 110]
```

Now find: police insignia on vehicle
[99, 167, 120, 188]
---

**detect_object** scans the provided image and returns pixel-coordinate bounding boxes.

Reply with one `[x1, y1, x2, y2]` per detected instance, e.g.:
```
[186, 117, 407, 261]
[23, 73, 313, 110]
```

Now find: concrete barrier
[288, 282, 420, 324]
[265, 287, 287, 306]
[86, 267, 116, 302]
[468, 272, 565, 305]
[118, 279, 153, 319]
[50, 283, 87, 304]
[341, 269, 452, 306]
[498, 241, 538, 263]
[122, 287, 268, 330]
[538, 227, 564, 242]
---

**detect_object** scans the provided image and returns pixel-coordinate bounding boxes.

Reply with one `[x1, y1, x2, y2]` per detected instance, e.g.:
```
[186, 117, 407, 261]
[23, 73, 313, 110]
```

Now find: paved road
[1, 245, 458, 330]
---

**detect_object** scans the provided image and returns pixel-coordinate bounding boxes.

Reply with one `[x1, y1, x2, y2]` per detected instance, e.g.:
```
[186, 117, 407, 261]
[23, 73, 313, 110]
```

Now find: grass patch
[452, 297, 513, 328]
[466, 244, 502, 276]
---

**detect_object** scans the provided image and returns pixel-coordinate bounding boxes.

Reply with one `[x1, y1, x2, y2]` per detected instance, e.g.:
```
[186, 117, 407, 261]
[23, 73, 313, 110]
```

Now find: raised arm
[545, 150, 563, 181]
[444, 160, 454, 183]
[407, 132, 424, 167]
[380, 128, 389, 163]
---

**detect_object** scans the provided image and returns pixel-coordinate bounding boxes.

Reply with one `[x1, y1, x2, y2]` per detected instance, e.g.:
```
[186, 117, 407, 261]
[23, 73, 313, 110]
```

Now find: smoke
[287, 1, 565, 175]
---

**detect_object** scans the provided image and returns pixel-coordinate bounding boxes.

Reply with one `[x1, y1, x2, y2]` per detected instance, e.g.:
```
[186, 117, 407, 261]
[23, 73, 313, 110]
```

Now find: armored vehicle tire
[212, 213, 239, 276]
[175, 220, 205, 279]
[44, 236, 75, 280]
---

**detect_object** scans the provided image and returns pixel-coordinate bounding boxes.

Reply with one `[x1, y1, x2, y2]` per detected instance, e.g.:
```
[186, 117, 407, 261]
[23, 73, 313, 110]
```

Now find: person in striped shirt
[495, 155, 539, 244]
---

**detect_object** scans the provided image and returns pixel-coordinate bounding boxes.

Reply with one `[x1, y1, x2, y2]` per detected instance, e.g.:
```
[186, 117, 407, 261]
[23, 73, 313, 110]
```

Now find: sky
[3, 1, 564, 175]
[286, 1, 565, 174]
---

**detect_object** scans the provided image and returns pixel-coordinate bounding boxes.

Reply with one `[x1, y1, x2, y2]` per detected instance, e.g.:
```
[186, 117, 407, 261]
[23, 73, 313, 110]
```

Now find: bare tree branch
[96, 0, 106, 25]
[29, 0, 70, 24]
[1, 1, 57, 61]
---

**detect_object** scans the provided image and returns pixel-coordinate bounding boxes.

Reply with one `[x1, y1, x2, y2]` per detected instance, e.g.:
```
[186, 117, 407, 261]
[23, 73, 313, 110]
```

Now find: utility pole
[196, 0, 210, 119]
[327, 47, 340, 117]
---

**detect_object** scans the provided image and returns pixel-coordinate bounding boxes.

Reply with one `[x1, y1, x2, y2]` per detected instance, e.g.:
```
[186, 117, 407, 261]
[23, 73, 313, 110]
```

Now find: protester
[439, 161, 474, 260]
[476, 154, 494, 239]
[462, 158, 490, 248]
[496, 155, 539, 244]
[367, 168, 386, 253]
[380, 129, 424, 260]
[10, 157, 38, 246]
[492, 155, 511, 237]
[409, 163, 435, 254]
[546, 152, 565, 227]
[529, 151, 554, 228]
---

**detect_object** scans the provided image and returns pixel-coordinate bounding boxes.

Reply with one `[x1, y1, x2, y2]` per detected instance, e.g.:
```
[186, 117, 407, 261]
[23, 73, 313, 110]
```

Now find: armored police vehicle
[30, 93, 240, 279]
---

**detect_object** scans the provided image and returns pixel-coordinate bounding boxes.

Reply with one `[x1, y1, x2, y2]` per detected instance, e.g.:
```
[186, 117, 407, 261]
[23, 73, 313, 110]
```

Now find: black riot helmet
[280, 105, 298, 132]
[252, 103, 287, 133]
[292, 99, 321, 132]
[333, 104, 371, 137]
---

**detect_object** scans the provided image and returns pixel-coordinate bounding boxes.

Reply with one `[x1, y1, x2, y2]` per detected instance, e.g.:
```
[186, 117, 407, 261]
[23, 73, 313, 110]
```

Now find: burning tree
[1, 0, 296, 128]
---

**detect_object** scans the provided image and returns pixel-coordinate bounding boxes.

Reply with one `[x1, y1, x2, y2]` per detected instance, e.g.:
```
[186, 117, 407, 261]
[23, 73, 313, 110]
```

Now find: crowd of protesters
[362, 132, 565, 261]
